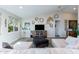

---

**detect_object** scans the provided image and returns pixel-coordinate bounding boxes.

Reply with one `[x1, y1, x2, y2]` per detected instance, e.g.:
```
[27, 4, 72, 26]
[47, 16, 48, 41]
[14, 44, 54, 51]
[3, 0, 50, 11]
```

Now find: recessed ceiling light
[19, 6, 23, 9]
[73, 7, 76, 10]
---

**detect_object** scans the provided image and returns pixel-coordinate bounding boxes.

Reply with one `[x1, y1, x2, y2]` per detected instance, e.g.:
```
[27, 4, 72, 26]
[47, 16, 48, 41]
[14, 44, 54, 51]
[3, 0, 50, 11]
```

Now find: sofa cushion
[65, 36, 79, 48]
[51, 39, 66, 48]
[13, 41, 32, 49]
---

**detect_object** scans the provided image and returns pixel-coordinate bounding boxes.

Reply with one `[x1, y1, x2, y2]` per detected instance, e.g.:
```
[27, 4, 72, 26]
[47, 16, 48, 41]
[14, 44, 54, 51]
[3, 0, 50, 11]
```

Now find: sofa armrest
[51, 39, 66, 48]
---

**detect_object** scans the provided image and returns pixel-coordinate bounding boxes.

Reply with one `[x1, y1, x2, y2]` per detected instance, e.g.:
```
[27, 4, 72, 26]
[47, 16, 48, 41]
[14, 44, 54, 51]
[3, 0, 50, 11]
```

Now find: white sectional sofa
[0, 36, 79, 54]
[51, 36, 79, 48]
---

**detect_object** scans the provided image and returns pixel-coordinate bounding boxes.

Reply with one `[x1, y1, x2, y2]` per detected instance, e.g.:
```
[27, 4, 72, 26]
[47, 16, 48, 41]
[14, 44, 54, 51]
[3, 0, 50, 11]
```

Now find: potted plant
[73, 27, 79, 37]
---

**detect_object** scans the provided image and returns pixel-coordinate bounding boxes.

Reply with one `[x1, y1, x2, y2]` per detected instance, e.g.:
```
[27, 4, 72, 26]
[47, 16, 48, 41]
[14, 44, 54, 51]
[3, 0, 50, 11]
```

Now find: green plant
[8, 26, 13, 32]
[73, 27, 79, 36]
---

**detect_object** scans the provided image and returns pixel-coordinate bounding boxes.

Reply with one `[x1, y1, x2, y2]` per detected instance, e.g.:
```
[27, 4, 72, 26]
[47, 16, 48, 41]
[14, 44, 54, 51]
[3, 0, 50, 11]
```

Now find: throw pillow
[66, 36, 78, 45]
[65, 36, 79, 48]
[2, 42, 13, 49]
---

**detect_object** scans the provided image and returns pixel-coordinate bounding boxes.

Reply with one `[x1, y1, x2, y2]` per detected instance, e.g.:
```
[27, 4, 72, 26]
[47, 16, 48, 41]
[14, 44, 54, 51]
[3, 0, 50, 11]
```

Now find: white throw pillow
[65, 36, 79, 48]
[13, 41, 32, 50]
[66, 36, 78, 45]
[65, 42, 77, 48]
[73, 40, 79, 49]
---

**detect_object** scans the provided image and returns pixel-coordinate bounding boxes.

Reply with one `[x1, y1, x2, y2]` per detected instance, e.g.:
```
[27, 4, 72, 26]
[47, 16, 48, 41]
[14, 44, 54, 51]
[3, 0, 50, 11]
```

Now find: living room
[0, 5, 79, 53]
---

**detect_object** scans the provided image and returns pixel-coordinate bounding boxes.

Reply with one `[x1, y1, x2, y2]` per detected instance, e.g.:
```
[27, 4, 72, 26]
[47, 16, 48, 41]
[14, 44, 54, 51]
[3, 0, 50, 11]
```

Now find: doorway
[55, 20, 66, 38]
[68, 20, 77, 37]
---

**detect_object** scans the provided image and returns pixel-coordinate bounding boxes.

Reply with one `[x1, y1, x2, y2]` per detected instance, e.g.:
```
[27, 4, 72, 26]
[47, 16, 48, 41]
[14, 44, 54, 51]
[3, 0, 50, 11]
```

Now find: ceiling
[0, 5, 78, 18]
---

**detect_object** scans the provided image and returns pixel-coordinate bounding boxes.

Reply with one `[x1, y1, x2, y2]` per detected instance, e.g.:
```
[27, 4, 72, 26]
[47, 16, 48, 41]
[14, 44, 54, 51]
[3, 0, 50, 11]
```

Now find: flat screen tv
[35, 25, 44, 30]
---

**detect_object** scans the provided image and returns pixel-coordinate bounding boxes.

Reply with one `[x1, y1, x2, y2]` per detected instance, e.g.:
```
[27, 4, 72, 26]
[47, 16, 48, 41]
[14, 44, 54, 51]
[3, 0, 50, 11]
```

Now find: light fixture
[73, 7, 76, 11]
[19, 6, 23, 9]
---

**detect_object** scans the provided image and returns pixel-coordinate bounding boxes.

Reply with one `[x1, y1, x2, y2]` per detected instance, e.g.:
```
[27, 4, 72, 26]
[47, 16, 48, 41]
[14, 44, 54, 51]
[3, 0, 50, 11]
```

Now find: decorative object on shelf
[35, 17, 44, 23]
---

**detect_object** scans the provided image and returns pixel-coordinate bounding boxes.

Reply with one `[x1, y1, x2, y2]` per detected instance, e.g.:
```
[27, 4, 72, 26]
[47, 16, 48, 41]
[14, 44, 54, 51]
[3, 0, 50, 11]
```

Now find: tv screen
[35, 25, 44, 30]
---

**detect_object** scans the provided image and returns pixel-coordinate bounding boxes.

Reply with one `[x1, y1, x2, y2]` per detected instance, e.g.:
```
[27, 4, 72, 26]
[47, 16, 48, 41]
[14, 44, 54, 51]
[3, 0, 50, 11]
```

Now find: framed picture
[23, 22, 30, 30]
[69, 20, 77, 29]
[35, 17, 44, 23]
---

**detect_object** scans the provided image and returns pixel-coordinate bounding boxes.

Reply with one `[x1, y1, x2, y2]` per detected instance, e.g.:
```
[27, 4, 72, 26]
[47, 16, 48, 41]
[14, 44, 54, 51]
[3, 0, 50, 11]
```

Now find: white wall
[0, 9, 21, 44]
[21, 16, 55, 37]
[0, 8, 77, 43]
[21, 12, 77, 38]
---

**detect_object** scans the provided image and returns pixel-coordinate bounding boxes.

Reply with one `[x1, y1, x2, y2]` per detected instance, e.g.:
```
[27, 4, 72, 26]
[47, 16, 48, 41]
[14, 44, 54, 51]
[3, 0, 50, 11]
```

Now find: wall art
[35, 17, 44, 23]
